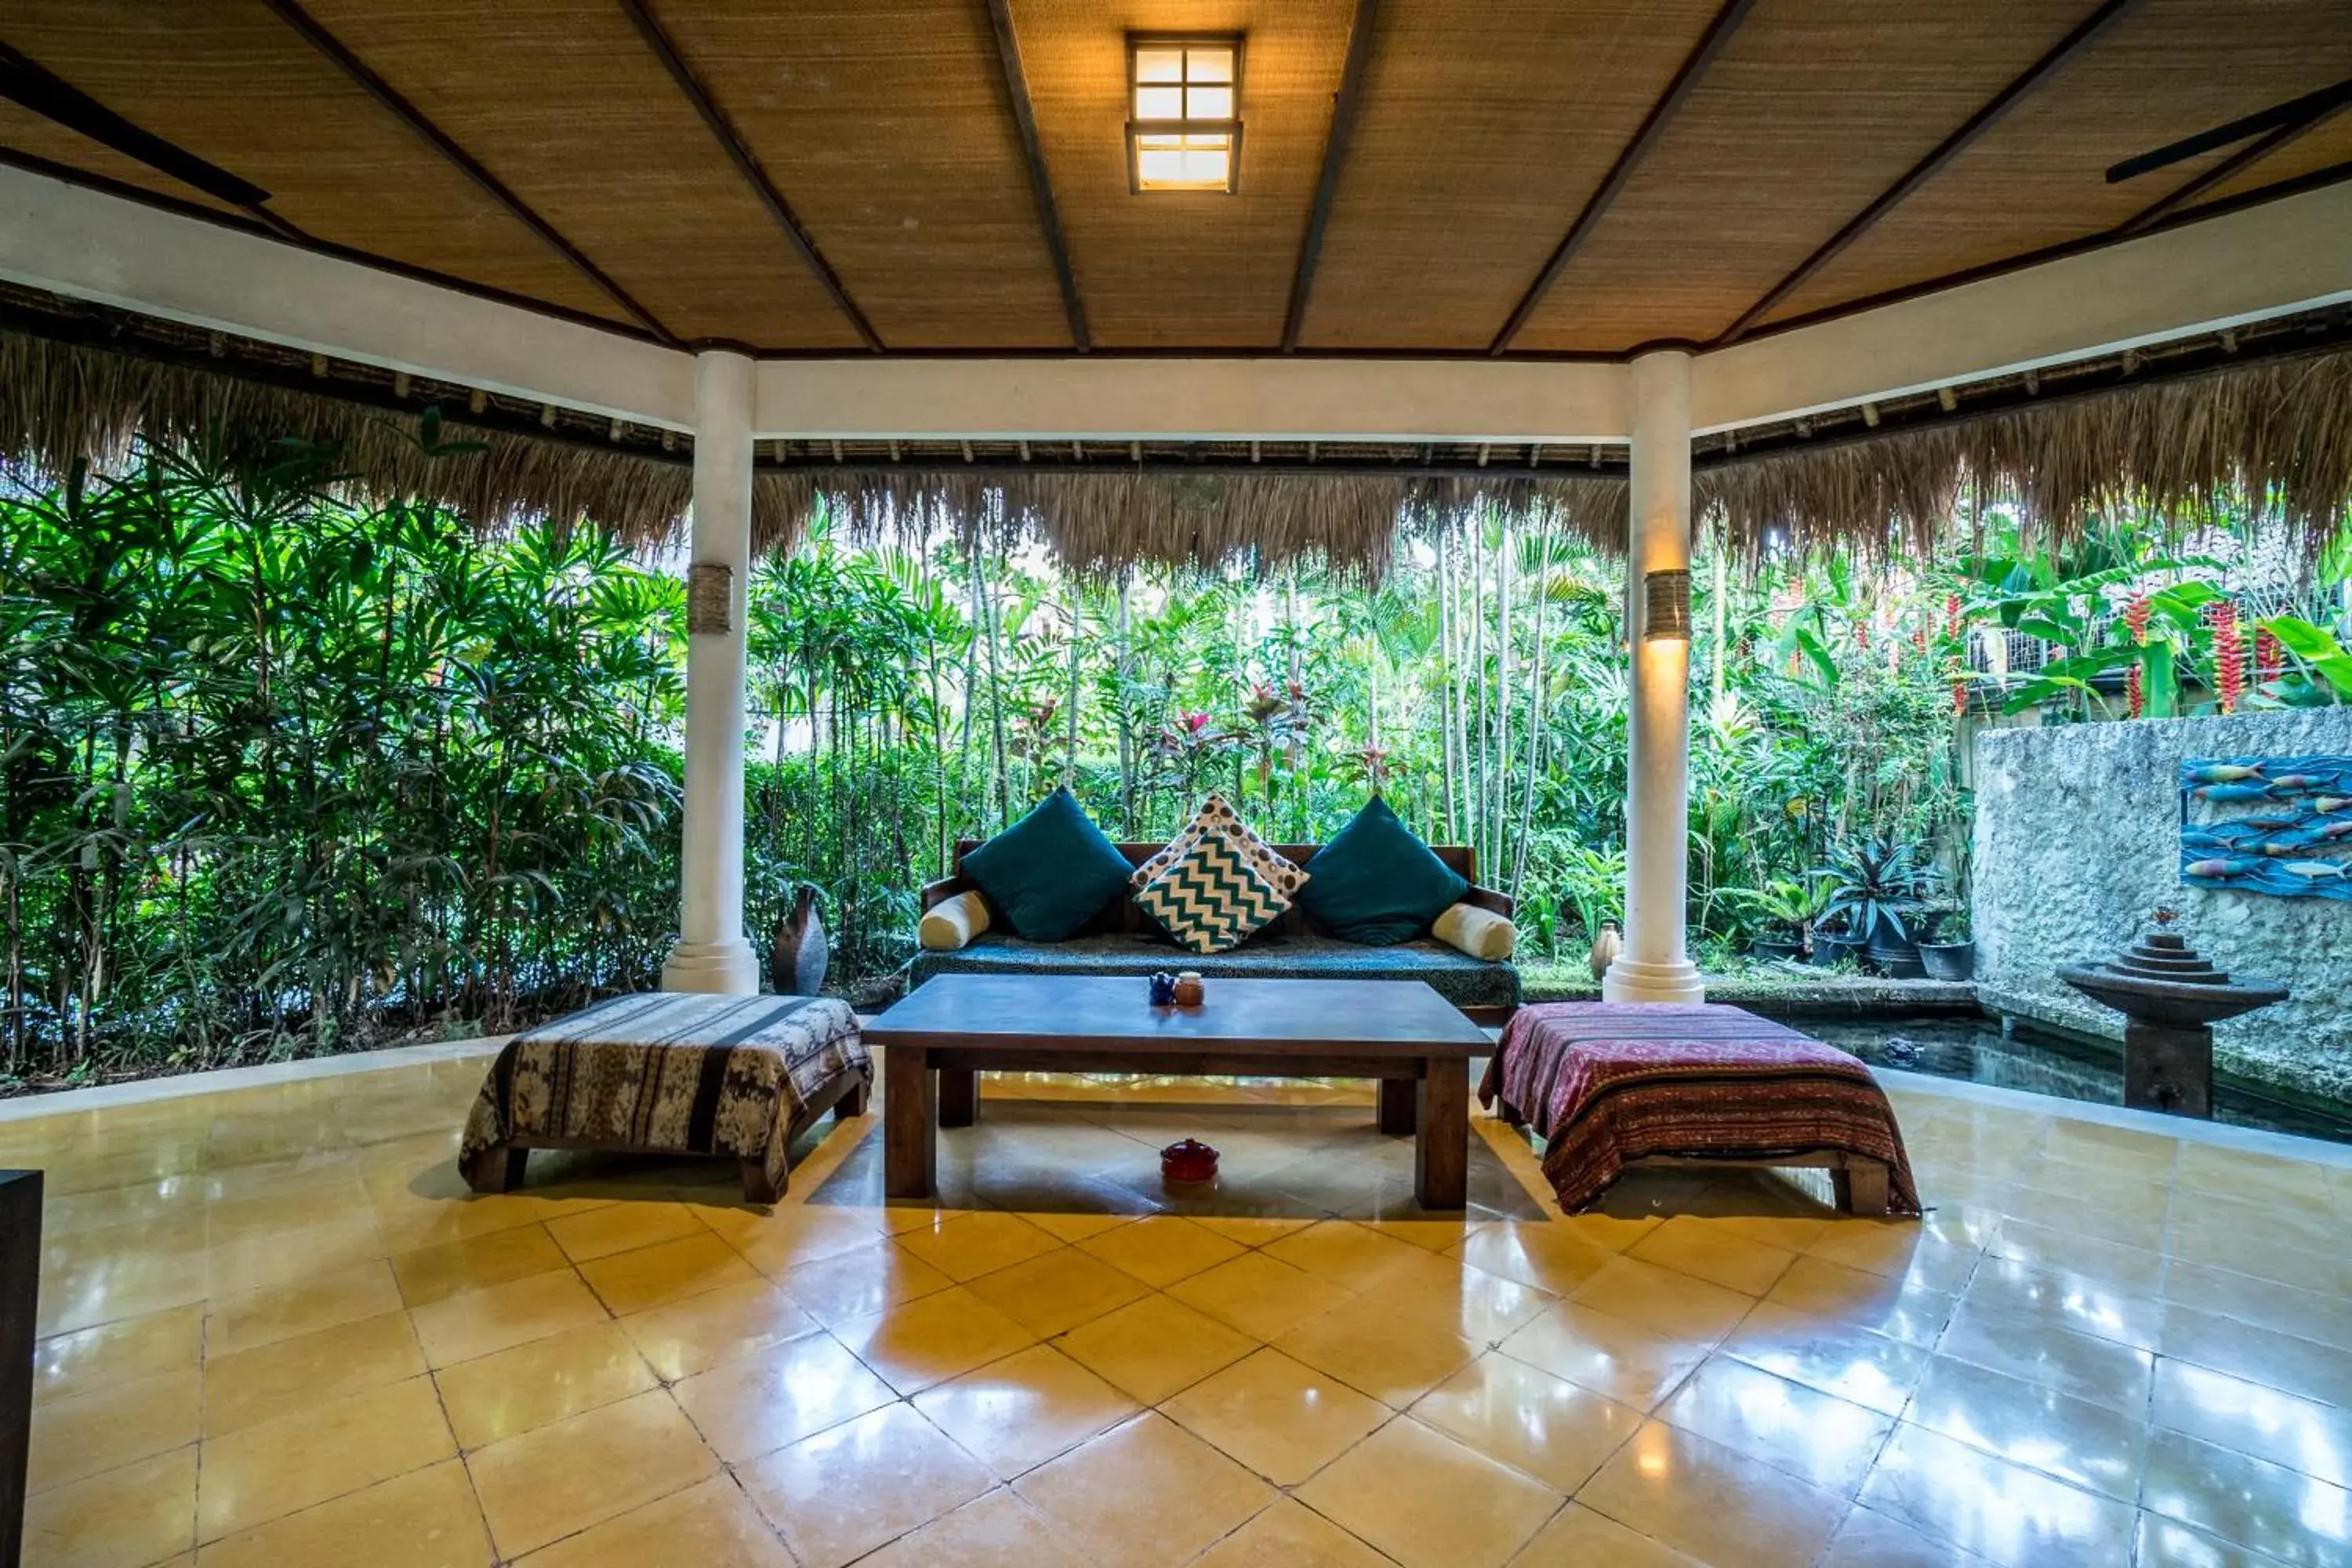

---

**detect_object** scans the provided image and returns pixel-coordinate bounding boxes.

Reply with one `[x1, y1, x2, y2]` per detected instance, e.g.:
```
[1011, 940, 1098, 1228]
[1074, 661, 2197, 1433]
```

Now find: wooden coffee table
[863, 974, 1493, 1210]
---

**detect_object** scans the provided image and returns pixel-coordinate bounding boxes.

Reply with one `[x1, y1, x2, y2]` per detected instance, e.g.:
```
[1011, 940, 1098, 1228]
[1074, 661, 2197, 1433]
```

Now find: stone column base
[1601, 956, 1707, 1004]
[661, 938, 760, 995]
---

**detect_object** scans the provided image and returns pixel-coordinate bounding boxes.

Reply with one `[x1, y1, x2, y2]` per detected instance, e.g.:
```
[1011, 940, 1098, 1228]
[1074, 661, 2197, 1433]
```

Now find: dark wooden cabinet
[0, 1169, 39, 1568]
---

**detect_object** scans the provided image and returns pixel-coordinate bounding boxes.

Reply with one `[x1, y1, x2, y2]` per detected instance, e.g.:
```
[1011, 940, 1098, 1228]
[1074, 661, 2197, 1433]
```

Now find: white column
[1604, 349, 1706, 1004]
[662, 350, 760, 993]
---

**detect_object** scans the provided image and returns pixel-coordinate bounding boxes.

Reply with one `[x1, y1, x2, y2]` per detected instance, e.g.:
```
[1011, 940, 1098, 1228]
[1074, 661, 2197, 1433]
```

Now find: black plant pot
[1751, 937, 1804, 963]
[1918, 940, 1976, 982]
[1812, 934, 1867, 968]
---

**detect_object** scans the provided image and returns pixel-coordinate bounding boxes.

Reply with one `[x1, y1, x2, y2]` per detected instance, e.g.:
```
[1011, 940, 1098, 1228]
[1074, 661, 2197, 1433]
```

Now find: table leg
[1833, 1158, 1890, 1216]
[884, 1046, 936, 1200]
[1415, 1056, 1468, 1210]
[2, 1171, 41, 1568]
[1377, 1076, 1417, 1136]
[938, 1067, 978, 1128]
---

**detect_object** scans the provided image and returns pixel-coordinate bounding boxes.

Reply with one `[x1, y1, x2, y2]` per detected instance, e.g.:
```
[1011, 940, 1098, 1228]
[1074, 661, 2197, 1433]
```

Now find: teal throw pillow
[1135, 827, 1288, 955]
[1297, 796, 1469, 945]
[963, 786, 1134, 942]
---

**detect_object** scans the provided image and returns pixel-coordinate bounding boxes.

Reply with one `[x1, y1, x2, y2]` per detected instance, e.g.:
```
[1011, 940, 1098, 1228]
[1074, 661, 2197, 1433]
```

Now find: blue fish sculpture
[2268, 775, 2328, 793]
[2185, 764, 2267, 784]
[2194, 782, 2276, 803]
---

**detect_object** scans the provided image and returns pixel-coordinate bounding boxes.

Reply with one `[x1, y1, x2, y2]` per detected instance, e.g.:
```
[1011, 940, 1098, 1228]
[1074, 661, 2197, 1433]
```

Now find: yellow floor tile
[851, 1487, 1092, 1568]
[1509, 1504, 1708, 1567]
[1906, 1353, 2148, 1501]
[725, 1203, 891, 1275]
[33, 1305, 201, 1409]
[201, 1311, 426, 1437]
[205, 1259, 405, 1359]
[466, 1388, 717, 1559]
[1076, 1215, 1250, 1287]
[895, 1211, 1065, 1283]
[20, 1443, 197, 1568]
[1763, 1255, 1957, 1347]
[543, 1201, 707, 1264]
[1720, 1301, 1930, 1417]
[1581, 1418, 1849, 1568]
[670, 1330, 898, 1463]
[1411, 1351, 1642, 1493]
[914, 1342, 1142, 1479]
[1054, 1292, 1258, 1405]
[1860, 1421, 2137, 1568]
[1460, 1227, 1617, 1312]
[738, 1403, 995, 1568]
[1628, 1217, 1802, 1297]
[1015, 1412, 1276, 1568]
[1817, 1504, 1984, 1568]
[204, 1213, 389, 1299]
[1497, 1301, 1709, 1412]
[1261, 1221, 1427, 1289]
[833, 1285, 1037, 1396]
[195, 1374, 456, 1542]
[776, 1237, 954, 1328]
[514, 1474, 793, 1568]
[1189, 1496, 1392, 1566]
[1162, 1347, 1390, 1486]
[408, 1268, 609, 1368]
[38, 1250, 210, 1338]
[1570, 1254, 1756, 1343]
[575, 1230, 759, 1315]
[1375, 1249, 1558, 1345]
[434, 1319, 658, 1450]
[1165, 1251, 1355, 1342]
[961, 1243, 1152, 1338]
[192, 1458, 489, 1568]
[1936, 1298, 2154, 1414]
[1273, 1293, 1479, 1410]
[1294, 1414, 1562, 1568]
[389, 1224, 569, 1308]
[618, 1276, 818, 1381]
[1657, 1356, 1894, 1497]
[26, 1367, 200, 1494]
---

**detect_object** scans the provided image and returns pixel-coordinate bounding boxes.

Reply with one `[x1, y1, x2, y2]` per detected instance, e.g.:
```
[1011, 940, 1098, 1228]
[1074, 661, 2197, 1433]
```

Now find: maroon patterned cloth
[1479, 1002, 1920, 1214]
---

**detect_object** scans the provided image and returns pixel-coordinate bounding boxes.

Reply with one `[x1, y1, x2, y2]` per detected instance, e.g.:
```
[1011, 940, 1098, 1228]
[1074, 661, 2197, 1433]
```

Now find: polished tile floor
[8, 1046, 2352, 1567]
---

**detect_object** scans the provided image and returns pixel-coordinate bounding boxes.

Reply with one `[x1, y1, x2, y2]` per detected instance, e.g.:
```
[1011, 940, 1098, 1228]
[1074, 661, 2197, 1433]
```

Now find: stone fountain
[2057, 911, 2289, 1118]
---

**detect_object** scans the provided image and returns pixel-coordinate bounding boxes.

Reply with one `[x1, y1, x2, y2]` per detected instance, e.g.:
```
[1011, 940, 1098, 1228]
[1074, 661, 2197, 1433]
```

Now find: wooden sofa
[913, 839, 1520, 1025]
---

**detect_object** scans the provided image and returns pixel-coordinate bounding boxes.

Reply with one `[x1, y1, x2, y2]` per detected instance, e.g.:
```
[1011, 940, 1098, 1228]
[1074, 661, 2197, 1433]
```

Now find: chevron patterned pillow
[1134, 825, 1289, 955]
[1131, 793, 1310, 899]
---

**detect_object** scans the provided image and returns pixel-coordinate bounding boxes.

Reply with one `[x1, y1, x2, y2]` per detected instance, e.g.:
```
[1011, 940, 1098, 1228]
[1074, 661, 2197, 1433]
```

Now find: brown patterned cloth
[462, 992, 869, 1195]
[1479, 1002, 1921, 1215]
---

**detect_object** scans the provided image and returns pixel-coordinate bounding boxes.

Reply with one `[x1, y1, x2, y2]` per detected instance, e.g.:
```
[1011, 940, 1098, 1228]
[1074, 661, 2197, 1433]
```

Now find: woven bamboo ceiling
[4, 0, 2350, 357]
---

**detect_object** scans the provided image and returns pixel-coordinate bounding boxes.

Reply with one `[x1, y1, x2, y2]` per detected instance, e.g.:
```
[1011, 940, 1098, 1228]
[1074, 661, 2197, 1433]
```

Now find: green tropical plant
[1813, 837, 1933, 946]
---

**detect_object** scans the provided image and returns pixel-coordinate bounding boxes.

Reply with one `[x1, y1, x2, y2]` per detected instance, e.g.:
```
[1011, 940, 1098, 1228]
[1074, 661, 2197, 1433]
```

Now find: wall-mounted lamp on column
[1642, 568, 1692, 641]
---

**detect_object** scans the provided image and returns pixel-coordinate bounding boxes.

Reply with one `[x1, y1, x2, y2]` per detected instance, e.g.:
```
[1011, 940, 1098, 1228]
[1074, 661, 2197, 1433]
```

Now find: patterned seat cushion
[1134, 827, 1288, 954]
[460, 993, 870, 1196]
[910, 931, 1522, 1012]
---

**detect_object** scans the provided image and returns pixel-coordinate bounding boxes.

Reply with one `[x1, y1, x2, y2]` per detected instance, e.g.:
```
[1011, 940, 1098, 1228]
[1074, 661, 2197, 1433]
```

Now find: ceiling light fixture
[1127, 34, 1242, 194]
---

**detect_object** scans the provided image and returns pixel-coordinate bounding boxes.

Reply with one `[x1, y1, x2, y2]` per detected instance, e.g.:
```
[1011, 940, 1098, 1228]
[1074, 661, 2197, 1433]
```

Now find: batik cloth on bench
[1478, 1002, 1920, 1214]
[461, 992, 869, 1196]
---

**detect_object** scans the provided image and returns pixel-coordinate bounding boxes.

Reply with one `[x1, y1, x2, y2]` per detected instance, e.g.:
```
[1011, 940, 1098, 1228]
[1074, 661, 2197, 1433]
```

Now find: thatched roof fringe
[769, 468, 1628, 579]
[1698, 346, 2352, 560]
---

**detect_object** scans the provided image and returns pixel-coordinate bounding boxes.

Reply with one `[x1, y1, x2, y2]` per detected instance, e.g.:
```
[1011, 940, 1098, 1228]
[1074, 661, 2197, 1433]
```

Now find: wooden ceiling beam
[1281, 0, 1379, 353]
[258, 0, 679, 346]
[2115, 98, 2352, 236]
[0, 39, 307, 242]
[1716, 0, 2140, 346]
[615, 0, 883, 353]
[981, 0, 1089, 352]
[1487, 0, 1759, 356]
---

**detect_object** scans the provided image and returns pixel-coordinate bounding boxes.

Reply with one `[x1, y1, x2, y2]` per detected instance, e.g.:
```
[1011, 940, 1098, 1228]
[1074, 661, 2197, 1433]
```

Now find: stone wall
[1974, 709, 2352, 1103]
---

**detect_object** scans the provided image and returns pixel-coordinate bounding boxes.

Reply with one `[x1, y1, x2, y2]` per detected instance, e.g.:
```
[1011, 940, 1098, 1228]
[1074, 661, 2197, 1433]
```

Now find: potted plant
[1814, 837, 1933, 978]
[1809, 909, 1867, 968]
[1730, 878, 1820, 963]
[1916, 903, 1975, 981]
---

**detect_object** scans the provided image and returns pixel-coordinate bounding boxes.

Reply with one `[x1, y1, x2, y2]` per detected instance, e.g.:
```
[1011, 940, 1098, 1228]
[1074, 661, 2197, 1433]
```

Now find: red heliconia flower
[2124, 595, 2151, 645]
[1944, 592, 1962, 641]
[2255, 627, 2282, 681]
[1951, 678, 1968, 717]
[2127, 660, 2145, 719]
[2204, 601, 2245, 715]
[1854, 619, 1871, 654]
[1912, 627, 1929, 655]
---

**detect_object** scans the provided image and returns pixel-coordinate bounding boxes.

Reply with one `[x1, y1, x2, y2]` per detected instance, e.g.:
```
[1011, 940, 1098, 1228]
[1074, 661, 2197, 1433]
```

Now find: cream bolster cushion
[918, 890, 992, 952]
[1432, 902, 1516, 960]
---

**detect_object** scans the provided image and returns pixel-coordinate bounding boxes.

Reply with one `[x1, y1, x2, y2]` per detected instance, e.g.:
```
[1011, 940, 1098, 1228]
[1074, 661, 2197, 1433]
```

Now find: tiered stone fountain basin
[2058, 918, 2288, 1118]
